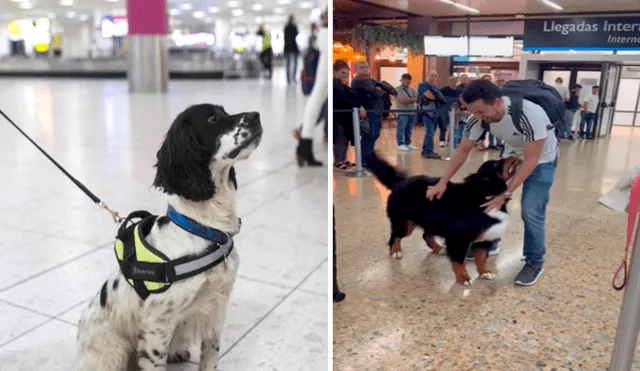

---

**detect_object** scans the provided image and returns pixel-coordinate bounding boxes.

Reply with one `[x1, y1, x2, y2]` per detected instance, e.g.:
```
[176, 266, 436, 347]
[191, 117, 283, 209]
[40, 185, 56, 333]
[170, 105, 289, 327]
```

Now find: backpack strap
[508, 95, 526, 135]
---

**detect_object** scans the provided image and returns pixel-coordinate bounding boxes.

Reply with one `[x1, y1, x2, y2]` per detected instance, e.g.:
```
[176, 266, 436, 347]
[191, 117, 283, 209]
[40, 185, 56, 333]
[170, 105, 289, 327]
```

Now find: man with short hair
[417, 70, 446, 159]
[394, 73, 418, 151]
[426, 79, 558, 286]
[351, 61, 385, 160]
[580, 85, 599, 139]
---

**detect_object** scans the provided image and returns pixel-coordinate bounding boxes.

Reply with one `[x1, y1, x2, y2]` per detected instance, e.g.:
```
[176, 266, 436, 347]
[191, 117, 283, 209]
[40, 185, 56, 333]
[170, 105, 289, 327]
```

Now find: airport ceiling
[334, 0, 640, 20]
[0, 0, 319, 26]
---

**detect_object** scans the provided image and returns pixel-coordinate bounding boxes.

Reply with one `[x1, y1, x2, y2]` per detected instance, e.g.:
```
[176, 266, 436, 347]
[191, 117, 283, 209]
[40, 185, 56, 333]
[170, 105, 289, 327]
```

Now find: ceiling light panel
[300, 1, 313, 8]
[180, 3, 192, 10]
[439, 0, 480, 13]
[541, 0, 564, 10]
[60, 0, 73, 6]
[209, 6, 219, 13]
[252, 4, 263, 11]
[193, 11, 205, 18]
[231, 9, 244, 16]
[227, 0, 240, 7]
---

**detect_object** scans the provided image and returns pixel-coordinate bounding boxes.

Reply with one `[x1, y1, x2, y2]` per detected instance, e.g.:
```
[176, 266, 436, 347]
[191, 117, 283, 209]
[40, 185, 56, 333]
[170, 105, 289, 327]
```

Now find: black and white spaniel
[76, 104, 262, 371]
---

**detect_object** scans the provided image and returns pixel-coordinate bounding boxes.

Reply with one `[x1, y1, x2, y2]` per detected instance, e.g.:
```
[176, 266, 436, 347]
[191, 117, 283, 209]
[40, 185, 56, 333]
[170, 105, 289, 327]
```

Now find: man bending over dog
[427, 79, 558, 286]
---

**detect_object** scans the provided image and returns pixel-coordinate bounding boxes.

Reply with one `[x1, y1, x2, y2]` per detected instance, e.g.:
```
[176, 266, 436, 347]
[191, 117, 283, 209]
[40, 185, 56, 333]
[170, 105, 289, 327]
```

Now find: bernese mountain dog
[365, 152, 519, 285]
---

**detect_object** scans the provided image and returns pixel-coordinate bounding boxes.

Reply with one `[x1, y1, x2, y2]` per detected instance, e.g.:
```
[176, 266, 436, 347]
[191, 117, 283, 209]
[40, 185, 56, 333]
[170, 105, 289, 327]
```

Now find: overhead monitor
[469, 36, 514, 57]
[424, 36, 514, 57]
[423, 36, 467, 56]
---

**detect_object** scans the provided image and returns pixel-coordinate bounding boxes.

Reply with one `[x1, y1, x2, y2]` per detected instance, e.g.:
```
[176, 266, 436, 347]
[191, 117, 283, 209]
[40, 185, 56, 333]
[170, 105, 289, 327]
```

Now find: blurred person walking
[283, 15, 300, 84]
[295, 9, 328, 167]
[257, 24, 273, 79]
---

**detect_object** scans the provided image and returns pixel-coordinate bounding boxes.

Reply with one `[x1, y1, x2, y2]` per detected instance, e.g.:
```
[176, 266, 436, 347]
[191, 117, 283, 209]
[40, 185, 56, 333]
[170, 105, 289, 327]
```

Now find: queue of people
[332, 67, 601, 172]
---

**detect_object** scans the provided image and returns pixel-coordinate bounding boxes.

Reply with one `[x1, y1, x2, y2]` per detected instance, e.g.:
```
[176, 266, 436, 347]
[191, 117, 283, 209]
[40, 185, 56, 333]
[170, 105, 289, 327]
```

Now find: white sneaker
[406, 144, 418, 150]
[398, 145, 409, 151]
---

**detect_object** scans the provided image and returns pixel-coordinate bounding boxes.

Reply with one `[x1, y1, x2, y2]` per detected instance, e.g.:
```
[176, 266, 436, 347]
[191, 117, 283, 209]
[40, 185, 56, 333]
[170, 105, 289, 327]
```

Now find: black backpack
[499, 79, 566, 132]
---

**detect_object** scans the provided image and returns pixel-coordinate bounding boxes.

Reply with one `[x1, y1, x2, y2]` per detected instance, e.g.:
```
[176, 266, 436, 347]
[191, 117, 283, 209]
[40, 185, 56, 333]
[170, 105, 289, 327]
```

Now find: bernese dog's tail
[364, 151, 407, 189]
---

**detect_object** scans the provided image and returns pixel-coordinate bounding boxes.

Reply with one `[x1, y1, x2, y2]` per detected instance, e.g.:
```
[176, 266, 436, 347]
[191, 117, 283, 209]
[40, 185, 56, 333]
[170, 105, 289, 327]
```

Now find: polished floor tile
[0, 71, 328, 370]
[333, 124, 640, 370]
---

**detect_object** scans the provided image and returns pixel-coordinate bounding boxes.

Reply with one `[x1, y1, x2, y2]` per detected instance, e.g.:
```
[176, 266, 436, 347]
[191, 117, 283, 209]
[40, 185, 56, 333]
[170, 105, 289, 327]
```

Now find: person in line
[295, 9, 327, 166]
[256, 24, 273, 79]
[394, 73, 418, 151]
[283, 15, 299, 84]
[333, 59, 365, 169]
[439, 75, 460, 148]
[417, 70, 446, 159]
[427, 79, 558, 286]
[561, 84, 582, 140]
[580, 85, 599, 139]
[351, 61, 385, 163]
[454, 74, 470, 149]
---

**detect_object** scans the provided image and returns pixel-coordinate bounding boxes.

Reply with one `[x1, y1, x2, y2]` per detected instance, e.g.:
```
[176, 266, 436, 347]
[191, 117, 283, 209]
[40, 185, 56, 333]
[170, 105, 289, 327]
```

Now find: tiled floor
[0, 69, 328, 370]
[333, 123, 640, 370]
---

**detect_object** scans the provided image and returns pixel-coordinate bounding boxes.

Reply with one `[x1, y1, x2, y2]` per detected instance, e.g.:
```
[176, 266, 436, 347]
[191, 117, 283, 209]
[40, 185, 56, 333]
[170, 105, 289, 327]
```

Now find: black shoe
[296, 138, 322, 167]
[514, 261, 544, 286]
[333, 291, 346, 302]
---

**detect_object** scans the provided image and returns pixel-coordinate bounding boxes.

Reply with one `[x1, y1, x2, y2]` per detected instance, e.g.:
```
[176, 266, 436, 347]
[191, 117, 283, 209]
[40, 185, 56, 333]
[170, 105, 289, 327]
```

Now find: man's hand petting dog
[482, 193, 507, 212]
[426, 182, 447, 200]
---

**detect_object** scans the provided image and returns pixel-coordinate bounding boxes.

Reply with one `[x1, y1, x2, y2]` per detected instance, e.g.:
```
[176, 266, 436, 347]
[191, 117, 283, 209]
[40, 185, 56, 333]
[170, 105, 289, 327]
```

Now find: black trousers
[259, 47, 273, 76]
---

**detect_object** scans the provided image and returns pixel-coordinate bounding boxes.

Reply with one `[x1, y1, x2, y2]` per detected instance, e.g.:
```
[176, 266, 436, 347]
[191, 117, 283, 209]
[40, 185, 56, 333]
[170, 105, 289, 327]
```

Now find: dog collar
[167, 205, 240, 245]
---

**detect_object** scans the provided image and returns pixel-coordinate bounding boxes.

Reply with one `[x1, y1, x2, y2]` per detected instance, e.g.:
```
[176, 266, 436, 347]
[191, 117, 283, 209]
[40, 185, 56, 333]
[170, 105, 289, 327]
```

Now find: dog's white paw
[436, 248, 447, 255]
[480, 272, 496, 280]
[392, 251, 403, 259]
[462, 278, 474, 286]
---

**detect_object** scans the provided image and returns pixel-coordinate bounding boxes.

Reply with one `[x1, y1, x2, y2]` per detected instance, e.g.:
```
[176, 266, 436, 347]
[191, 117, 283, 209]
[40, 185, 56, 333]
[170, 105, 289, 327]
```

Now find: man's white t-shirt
[553, 83, 569, 101]
[584, 93, 599, 113]
[463, 96, 558, 164]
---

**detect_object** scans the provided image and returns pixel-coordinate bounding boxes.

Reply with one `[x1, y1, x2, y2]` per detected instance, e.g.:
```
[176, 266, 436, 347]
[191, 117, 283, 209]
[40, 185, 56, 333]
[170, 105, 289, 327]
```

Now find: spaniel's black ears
[229, 166, 238, 190]
[153, 115, 216, 202]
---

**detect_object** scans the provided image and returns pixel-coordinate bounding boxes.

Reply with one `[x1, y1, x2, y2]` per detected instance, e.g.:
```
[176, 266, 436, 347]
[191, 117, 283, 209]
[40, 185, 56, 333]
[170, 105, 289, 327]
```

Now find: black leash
[0, 109, 123, 224]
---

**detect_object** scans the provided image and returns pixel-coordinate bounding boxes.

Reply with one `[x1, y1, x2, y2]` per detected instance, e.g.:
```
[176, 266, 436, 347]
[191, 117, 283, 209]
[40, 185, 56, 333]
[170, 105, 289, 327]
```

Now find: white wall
[59, 22, 92, 58]
[0, 22, 9, 58]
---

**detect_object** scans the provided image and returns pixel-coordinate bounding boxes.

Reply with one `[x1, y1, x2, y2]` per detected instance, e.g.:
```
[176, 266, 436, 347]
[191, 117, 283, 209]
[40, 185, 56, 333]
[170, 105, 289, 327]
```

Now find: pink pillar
[126, 0, 168, 92]
[127, 0, 167, 35]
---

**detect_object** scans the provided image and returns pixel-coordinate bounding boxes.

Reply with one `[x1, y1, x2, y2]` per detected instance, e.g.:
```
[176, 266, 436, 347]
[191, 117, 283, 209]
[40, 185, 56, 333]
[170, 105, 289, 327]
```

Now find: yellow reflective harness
[114, 209, 237, 300]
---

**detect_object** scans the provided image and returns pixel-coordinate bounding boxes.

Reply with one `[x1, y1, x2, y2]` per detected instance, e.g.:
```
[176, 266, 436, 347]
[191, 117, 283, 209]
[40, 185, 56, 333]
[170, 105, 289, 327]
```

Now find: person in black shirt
[561, 84, 582, 140]
[333, 59, 365, 169]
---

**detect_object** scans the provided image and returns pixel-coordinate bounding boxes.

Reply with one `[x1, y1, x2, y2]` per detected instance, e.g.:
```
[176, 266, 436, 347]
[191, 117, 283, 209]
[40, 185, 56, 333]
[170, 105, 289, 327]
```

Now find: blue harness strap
[167, 205, 234, 245]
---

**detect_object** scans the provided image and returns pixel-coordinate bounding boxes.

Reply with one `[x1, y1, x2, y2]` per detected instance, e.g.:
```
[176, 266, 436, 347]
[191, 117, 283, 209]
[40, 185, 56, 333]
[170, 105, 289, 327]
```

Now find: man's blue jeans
[561, 109, 576, 138]
[420, 114, 438, 154]
[580, 112, 596, 138]
[284, 52, 298, 83]
[521, 160, 557, 264]
[362, 112, 382, 159]
[396, 114, 415, 146]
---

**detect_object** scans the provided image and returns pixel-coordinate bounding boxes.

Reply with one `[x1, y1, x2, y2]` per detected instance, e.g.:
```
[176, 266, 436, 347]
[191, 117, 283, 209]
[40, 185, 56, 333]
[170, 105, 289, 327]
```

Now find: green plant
[353, 25, 422, 55]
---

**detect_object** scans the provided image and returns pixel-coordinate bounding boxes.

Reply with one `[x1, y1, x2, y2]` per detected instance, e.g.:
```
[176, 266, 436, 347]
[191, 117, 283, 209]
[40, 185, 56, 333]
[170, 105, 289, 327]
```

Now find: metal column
[610, 214, 640, 370]
[128, 35, 168, 93]
[345, 107, 371, 178]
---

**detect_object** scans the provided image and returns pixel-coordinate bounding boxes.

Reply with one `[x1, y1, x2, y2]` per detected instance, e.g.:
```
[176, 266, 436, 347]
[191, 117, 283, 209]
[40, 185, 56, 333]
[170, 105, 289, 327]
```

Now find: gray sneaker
[514, 261, 544, 286]
[421, 152, 442, 159]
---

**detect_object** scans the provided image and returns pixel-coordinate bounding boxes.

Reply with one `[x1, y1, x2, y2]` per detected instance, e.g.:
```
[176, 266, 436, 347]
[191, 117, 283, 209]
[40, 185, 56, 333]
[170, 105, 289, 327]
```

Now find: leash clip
[99, 201, 123, 224]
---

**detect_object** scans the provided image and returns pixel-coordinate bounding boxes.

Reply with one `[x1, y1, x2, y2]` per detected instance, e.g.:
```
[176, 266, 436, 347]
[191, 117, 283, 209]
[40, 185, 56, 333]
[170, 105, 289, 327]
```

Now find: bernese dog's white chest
[480, 209, 510, 241]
